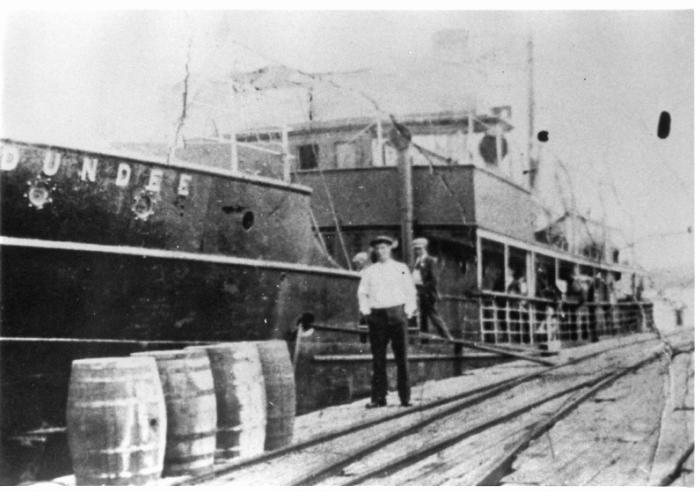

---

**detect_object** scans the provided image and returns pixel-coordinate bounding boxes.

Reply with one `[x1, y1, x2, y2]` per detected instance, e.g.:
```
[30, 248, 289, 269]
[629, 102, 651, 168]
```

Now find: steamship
[0, 104, 657, 481]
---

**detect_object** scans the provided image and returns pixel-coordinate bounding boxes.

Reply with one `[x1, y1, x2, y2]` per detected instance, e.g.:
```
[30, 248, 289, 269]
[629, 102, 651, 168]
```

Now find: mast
[526, 30, 536, 191]
[389, 118, 413, 264]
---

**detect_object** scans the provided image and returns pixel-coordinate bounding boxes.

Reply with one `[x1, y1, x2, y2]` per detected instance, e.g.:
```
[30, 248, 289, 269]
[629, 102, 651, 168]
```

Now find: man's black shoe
[400, 402, 413, 407]
[365, 401, 387, 409]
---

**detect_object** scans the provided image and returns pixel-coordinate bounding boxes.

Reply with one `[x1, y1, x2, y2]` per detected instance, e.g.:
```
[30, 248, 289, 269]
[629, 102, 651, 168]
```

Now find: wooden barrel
[187, 343, 266, 458]
[131, 349, 217, 476]
[66, 357, 166, 485]
[256, 340, 296, 450]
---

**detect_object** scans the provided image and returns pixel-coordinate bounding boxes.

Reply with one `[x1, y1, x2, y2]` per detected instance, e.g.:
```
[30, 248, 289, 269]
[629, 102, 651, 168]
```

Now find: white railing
[475, 291, 655, 346]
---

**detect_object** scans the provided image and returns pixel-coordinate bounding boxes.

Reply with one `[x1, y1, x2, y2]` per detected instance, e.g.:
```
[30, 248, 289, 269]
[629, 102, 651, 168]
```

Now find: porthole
[242, 211, 254, 230]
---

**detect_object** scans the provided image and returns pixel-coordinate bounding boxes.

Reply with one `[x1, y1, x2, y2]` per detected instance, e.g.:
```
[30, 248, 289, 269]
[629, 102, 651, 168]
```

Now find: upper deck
[295, 164, 632, 273]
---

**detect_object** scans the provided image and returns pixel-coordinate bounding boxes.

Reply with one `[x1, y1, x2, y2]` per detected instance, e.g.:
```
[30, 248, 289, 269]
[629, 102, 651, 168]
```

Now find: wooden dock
[34, 328, 693, 486]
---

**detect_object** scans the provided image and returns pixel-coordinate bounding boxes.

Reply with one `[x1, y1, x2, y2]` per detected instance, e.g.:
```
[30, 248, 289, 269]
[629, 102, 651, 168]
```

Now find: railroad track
[176, 330, 692, 486]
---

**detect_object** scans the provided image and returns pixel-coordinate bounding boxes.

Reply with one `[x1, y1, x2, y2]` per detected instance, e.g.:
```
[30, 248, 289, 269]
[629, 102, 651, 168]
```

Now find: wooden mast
[389, 117, 413, 264]
[527, 29, 536, 190]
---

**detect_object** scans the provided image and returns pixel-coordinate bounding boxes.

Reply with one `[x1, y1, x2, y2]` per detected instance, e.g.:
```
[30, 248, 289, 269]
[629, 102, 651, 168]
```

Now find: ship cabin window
[590, 269, 609, 303]
[618, 273, 634, 300]
[575, 265, 594, 302]
[535, 254, 559, 300]
[481, 239, 505, 292]
[409, 134, 470, 165]
[322, 231, 336, 259]
[371, 139, 398, 167]
[335, 142, 357, 169]
[633, 274, 645, 300]
[434, 240, 475, 294]
[558, 260, 577, 300]
[298, 144, 320, 170]
[581, 242, 604, 261]
[579, 265, 593, 278]
[349, 231, 365, 257]
[611, 248, 620, 263]
[506, 247, 528, 296]
[608, 271, 621, 300]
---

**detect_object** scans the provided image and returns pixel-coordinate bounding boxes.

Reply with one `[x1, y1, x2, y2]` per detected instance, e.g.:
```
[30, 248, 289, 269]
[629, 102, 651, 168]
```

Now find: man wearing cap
[357, 235, 417, 408]
[412, 237, 453, 340]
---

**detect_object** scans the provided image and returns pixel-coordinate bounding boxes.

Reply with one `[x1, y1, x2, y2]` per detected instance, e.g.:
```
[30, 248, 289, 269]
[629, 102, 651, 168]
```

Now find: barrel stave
[131, 349, 217, 476]
[66, 357, 166, 485]
[256, 341, 296, 450]
[189, 343, 267, 459]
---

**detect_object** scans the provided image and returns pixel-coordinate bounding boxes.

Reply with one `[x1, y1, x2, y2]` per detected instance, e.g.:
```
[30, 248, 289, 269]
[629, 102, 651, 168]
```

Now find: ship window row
[291, 128, 519, 179]
[479, 237, 642, 302]
[318, 229, 643, 304]
[296, 135, 508, 170]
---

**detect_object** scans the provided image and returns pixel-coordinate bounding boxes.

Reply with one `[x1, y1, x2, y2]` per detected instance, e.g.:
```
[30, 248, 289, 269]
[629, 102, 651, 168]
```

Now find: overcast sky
[0, 10, 693, 270]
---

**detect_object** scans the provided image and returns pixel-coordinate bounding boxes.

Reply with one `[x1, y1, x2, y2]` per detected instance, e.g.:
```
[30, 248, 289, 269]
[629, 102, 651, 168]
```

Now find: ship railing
[449, 291, 656, 347]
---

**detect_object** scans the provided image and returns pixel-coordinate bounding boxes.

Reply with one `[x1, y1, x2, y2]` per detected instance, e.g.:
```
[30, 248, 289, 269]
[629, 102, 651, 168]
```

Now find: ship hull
[0, 139, 480, 483]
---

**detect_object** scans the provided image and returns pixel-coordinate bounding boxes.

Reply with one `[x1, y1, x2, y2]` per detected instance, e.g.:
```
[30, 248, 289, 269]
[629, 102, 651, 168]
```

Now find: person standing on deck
[412, 238, 453, 340]
[357, 235, 417, 408]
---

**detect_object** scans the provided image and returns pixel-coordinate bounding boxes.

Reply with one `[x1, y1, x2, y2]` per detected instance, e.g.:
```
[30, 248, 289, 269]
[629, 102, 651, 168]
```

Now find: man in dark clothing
[411, 238, 453, 340]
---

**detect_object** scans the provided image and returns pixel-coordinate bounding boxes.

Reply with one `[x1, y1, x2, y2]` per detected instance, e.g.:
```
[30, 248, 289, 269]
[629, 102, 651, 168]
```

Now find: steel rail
[339, 351, 665, 486]
[174, 331, 684, 486]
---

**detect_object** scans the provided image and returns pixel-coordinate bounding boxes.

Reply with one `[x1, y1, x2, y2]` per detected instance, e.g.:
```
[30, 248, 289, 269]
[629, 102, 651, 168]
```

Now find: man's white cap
[412, 237, 428, 248]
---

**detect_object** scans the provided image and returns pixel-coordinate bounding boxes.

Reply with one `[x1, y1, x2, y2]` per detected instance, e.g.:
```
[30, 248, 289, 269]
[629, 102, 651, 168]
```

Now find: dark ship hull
[0, 139, 481, 484]
[0, 139, 362, 482]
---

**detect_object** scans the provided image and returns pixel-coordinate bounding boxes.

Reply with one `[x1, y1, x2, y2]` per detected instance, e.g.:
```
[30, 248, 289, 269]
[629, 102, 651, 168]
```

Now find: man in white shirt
[357, 235, 417, 408]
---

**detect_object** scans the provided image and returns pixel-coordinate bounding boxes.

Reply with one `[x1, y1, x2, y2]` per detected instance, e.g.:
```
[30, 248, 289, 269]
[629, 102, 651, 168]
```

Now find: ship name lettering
[115, 162, 132, 187]
[42, 151, 62, 176]
[146, 168, 163, 193]
[80, 157, 99, 182]
[3, 145, 195, 195]
[0, 145, 20, 171]
[177, 173, 192, 196]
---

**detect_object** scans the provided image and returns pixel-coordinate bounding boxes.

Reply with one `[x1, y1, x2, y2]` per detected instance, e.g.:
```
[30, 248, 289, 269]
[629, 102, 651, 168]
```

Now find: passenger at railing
[605, 273, 617, 300]
[505, 268, 528, 337]
[506, 268, 528, 296]
[535, 304, 560, 341]
[634, 276, 645, 301]
[534, 265, 566, 342]
[482, 259, 504, 292]
[535, 265, 562, 302]
[567, 274, 587, 306]
[606, 274, 621, 334]
[588, 272, 608, 341]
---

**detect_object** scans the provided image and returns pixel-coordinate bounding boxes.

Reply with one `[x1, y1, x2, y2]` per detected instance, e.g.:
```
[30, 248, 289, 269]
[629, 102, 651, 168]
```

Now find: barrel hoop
[169, 430, 217, 440]
[219, 446, 244, 452]
[153, 366, 211, 375]
[88, 443, 162, 454]
[217, 424, 265, 433]
[164, 389, 216, 399]
[70, 398, 162, 408]
[83, 465, 163, 479]
[70, 376, 159, 383]
[165, 452, 216, 464]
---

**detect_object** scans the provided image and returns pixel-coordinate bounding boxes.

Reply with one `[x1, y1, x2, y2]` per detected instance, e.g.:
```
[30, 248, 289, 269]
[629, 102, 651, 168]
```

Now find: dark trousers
[417, 286, 451, 338]
[367, 306, 410, 404]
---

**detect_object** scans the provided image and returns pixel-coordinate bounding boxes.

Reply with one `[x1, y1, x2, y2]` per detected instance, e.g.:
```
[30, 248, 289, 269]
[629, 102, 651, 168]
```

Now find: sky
[0, 9, 694, 270]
